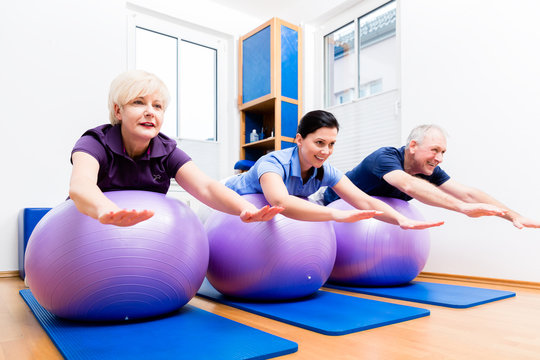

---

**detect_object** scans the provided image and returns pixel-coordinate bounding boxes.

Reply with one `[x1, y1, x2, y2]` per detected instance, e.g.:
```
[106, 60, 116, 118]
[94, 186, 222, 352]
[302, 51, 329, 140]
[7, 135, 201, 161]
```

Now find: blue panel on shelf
[281, 25, 298, 100]
[281, 102, 298, 138]
[243, 26, 271, 104]
[281, 141, 296, 149]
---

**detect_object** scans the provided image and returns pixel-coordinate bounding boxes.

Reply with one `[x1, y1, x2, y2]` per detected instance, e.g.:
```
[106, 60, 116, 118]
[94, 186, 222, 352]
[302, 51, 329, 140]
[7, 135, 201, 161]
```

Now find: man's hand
[458, 203, 508, 218]
[511, 215, 540, 229]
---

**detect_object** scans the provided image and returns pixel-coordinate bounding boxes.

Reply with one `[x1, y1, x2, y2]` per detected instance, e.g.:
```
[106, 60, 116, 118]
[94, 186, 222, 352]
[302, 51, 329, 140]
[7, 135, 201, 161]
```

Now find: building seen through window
[325, 0, 396, 107]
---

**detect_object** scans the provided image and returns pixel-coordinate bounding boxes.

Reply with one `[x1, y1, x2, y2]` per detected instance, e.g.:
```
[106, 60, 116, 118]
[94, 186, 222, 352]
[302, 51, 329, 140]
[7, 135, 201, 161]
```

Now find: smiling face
[296, 126, 338, 176]
[407, 129, 447, 176]
[114, 91, 165, 156]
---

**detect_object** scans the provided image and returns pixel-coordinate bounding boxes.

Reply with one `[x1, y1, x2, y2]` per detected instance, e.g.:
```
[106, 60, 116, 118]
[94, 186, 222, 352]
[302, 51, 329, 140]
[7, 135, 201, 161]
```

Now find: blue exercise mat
[324, 281, 516, 308]
[20, 289, 297, 360]
[196, 280, 429, 336]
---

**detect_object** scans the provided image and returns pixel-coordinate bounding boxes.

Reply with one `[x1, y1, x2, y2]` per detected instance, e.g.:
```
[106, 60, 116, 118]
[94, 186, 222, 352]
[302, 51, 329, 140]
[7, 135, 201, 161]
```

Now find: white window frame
[318, 0, 399, 109]
[126, 9, 233, 181]
[127, 11, 223, 143]
[313, 0, 402, 173]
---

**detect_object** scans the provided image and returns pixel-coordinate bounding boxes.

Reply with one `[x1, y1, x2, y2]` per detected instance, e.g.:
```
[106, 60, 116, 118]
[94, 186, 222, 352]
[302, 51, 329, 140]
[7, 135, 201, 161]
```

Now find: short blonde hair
[108, 70, 170, 125]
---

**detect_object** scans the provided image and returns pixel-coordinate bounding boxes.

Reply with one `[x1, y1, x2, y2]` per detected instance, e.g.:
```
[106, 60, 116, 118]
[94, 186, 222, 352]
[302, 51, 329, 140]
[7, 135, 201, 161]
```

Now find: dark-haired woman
[226, 110, 443, 229]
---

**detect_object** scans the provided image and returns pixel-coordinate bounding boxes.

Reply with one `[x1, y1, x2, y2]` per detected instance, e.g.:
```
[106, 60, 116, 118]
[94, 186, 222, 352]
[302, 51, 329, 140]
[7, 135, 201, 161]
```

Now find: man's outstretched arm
[383, 170, 507, 218]
[439, 179, 540, 229]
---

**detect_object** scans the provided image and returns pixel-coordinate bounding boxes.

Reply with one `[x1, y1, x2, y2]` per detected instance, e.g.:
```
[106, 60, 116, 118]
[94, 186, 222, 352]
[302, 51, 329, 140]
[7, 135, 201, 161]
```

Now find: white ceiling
[208, 0, 359, 25]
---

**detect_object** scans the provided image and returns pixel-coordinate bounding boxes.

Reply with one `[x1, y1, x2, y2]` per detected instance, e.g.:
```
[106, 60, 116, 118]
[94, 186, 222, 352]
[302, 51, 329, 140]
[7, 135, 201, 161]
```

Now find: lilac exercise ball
[205, 193, 336, 300]
[327, 197, 430, 286]
[24, 190, 208, 321]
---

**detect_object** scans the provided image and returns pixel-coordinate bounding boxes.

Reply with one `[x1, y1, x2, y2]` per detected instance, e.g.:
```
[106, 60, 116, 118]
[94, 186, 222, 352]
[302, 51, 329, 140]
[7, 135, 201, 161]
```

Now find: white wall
[400, 0, 540, 282]
[0, 0, 264, 272]
[0, 0, 127, 272]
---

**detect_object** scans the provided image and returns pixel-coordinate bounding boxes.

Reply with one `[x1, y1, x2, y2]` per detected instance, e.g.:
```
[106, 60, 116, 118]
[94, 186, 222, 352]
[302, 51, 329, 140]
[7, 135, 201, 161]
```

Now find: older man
[322, 124, 540, 229]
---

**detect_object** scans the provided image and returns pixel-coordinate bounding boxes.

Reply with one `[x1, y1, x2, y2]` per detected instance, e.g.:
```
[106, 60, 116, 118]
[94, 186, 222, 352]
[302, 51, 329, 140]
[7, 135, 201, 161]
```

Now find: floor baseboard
[418, 272, 540, 290]
[0, 270, 20, 278]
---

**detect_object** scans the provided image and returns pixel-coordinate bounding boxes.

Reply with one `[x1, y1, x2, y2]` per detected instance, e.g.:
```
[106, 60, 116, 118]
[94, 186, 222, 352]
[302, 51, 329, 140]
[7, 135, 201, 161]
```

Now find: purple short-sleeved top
[71, 124, 191, 194]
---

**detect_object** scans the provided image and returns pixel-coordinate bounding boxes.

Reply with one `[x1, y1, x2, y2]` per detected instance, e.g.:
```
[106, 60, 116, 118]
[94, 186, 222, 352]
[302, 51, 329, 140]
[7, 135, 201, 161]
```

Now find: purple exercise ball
[327, 197, 430, 286]
[205, 193, 336, 300]
[24, 190, 208, 321]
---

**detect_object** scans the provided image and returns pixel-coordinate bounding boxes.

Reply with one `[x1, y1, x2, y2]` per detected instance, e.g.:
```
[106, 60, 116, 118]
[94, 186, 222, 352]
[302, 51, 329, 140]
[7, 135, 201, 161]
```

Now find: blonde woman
[69, 70, 282, 227]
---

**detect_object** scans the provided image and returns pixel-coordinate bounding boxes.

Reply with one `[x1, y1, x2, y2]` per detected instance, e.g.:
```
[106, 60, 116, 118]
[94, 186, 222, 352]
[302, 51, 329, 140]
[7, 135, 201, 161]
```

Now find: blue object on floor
[323, 281, 516, 308]
[18, 208, 51, 279]
[20, 289, 297, 360]
[234, 159, 256, 171]
[197, 279, 429, 336]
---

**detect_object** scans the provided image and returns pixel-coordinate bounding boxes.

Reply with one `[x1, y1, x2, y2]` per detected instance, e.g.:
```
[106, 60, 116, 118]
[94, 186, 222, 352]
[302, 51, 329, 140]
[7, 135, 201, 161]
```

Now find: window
[135, 27, 178, 137]
[324, 22, 355, 107]
[324, 0, 397, 107]
[178, 41, 217, 141]
[358, 1, 397, 100]
[319, 0, 400, 172]
[131, 17, 218, 141]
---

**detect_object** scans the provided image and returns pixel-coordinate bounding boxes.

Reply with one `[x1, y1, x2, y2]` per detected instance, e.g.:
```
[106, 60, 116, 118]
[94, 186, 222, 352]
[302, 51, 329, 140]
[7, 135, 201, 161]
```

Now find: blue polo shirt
[226, 146, 343, 197]
[71, 124, 191, 194]
[323, 146, 450, 204]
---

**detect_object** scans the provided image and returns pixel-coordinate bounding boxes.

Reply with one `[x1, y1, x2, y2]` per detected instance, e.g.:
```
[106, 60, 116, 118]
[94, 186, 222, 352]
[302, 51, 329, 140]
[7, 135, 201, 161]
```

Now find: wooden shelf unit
[238, 17, 302, 162]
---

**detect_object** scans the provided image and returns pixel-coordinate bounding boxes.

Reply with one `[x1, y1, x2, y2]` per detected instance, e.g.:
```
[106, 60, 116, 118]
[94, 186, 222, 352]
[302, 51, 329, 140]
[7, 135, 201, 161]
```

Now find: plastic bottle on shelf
[249, 129, 259, 143]
[259, 127, 265, 140]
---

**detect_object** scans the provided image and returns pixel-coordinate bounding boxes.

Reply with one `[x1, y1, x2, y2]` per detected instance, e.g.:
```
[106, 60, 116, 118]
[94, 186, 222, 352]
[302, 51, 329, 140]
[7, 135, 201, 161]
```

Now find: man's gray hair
[405, 124, 448, 149]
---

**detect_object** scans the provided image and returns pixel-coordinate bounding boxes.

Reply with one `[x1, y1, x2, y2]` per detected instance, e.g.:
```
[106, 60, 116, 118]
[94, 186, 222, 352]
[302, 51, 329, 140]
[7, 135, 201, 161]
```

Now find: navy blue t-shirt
[71, 124, 191, 194]
[323, 146, 450, 204]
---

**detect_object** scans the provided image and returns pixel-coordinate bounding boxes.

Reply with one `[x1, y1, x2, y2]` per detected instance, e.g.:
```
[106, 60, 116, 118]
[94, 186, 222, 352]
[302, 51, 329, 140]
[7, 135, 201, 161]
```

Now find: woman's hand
[398, 218, 445, 230]
[239, 205, 284, 223]
[71, 152, 155, 227]
[98, 208, 154, 227]
[332, 209, 384, 223]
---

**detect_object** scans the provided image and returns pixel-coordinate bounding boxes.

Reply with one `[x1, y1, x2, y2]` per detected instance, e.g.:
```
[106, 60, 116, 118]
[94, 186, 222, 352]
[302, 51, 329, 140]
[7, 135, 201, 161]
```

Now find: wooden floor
[1, 275, 539, 359]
